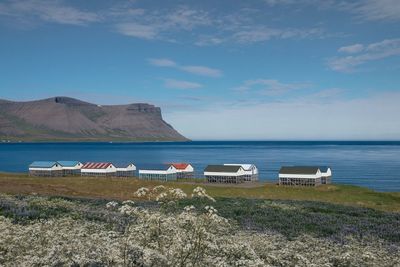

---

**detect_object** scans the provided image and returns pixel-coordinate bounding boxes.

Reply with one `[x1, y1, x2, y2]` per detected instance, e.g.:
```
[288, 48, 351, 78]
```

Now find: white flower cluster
[156, 188, 188, 203]
[192, 186, 216, 202]
[133, 186, 216, 205]
[105, 201, 119, 210]
[133, 187, 150, 198]
[0, 196, 399, 267]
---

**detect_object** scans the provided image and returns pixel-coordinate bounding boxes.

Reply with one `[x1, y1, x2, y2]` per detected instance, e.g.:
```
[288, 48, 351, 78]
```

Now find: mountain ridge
[0, 97, 188, 142]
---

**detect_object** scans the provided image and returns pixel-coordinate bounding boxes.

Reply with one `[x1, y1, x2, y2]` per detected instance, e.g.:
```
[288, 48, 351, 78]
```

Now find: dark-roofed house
[139, 164, 177, 181]
[81, 162, 117, 177]
[58, 161, 83, 176]
[29, 161, 63, 177]
[115, 163, 136, 177]
[224, 164, 259, 182]
[279, 166, 322, 186]
[319, 166, 332, 184]
[204, 165, 246, 184]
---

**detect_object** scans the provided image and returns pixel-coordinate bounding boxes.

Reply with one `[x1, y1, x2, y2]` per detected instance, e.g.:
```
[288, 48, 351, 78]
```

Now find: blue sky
[0, 0, 400, 140]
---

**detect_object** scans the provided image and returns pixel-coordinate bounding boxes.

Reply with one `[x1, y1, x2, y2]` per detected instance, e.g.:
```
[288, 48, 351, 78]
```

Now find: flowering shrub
[133, 187, 150, 198]
[155, 188, 188, 203]
[192, 186, 216, 202]
[0, 194, 399, 266]
[106, 201, 119, 210]
[133, 186, 214, 204]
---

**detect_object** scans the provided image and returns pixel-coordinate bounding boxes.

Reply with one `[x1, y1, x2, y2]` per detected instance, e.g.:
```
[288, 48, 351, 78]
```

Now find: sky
[0, 0, 400, 140]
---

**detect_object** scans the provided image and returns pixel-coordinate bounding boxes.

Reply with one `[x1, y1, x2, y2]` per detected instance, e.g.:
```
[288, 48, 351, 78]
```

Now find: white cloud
[108, 3, 326, 45]
[338, 44, 364, 54]
[0, 1, 331, 45]
[179, 65, 222, 77]
[353, 0, 400, 22]
[166, 92, 400, 140]
[147, 58, 177, 67]
[328, 38, 400, 72]
[0, 0, 100, 26]
[148, 58, 223, 78]
[112, 6, 212, 42]
[116, 23, 158, 39]
[264, 0, 400, 22]
[194, 35, 225, 46]
[234, 79, 311, 95]
[164, 79, 202, 90]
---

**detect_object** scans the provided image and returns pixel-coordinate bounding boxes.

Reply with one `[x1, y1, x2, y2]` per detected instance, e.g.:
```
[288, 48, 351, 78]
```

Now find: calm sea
[0, 141, 399, 192]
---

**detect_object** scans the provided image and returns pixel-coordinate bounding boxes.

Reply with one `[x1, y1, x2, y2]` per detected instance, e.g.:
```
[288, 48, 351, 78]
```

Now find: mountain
[0, 97, 188, 141]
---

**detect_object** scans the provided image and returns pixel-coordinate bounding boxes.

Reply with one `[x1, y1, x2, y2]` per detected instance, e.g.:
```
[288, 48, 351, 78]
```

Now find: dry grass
[0, 172, 399, 212]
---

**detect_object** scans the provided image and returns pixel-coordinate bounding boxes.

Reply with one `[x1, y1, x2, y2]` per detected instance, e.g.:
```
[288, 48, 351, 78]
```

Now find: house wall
[205, 175, 245, 184]
[139, 172, 177, 181]
[279, 172, 321, 179]
[279, 177, 321, 186]
[29, 169, 63, 177]
[116, 170, 135, 177]
[204, 169, 246, 177]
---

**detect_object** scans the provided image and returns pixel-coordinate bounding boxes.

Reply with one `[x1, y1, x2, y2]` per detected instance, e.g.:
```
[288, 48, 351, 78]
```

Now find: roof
[82, 162, 113, 169]
[140, 164, 174, 171]
[57, 161, 81, 167]
[279, 166, 320, 175]
[204, 165, 242, 173]
[224, 164, 255, 170]
[319, 166, 331, 172]
[114, 163, 135, 168]
[170, 163, 190, 170]
[29, 161, 58, 168]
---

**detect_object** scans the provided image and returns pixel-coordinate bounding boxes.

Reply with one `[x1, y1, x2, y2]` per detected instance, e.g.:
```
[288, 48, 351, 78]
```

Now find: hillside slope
[0, 97, 188, 141]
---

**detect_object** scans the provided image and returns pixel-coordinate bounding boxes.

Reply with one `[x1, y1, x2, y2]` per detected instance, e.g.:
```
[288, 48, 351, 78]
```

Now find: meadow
[1, 187, 399, 266]
[0, 173, 400, 212]
[1, 173, 400, 266]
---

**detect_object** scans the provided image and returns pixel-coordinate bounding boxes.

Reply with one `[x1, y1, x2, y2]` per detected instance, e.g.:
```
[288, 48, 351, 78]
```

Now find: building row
[28, 161, 331, 186]
[27, 161, 258, 182]
[29, 161, 137, 177]
[28, 161, 194, 180]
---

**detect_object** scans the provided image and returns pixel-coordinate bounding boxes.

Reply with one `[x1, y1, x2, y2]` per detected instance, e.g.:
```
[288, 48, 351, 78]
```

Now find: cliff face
[0, 97, 188, 141]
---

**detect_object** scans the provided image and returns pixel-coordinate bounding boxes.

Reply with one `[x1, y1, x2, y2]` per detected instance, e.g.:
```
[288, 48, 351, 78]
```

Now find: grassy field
[1, 172, 400, 212]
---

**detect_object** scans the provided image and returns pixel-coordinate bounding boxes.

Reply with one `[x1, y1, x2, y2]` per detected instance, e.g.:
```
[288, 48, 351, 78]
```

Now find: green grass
[177, 197, 400, 243]
[0, 172, 399, 212]
[1, 194, 399, 244]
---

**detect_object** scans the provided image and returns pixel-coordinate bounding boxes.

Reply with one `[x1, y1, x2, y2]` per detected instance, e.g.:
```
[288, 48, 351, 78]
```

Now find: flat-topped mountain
[0, 97, 188, 141]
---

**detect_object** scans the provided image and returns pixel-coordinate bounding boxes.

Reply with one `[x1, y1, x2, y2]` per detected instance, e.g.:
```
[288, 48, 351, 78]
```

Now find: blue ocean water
[0, 141, 399, 192]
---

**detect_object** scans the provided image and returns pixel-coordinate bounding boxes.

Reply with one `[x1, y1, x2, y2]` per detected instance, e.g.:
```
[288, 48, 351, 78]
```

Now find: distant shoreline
[1, 140, 400, 144]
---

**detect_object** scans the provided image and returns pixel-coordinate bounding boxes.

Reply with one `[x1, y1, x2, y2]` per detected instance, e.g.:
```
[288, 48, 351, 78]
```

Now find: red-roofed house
[170, 163, 194, 179]
[81, 162, 117, 177]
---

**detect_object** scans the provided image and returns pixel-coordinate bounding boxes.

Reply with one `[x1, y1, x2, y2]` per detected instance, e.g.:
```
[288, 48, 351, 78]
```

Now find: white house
[57, 161, 83, 176]
[319, 166, 332, 184]
[279, 166, 322, 186]
[115, 163, 136, 177]
[170, 163, 194, 179]
[224, 164, 258, 182]
[139, 164, 177, 181]
[81, 162, 117, 177]
[204, 165, 246, 184]
[29, 161, 63, 177]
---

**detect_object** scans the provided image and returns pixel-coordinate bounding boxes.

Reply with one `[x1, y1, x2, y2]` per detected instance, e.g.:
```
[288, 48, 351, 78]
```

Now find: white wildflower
[191, 186, 216, 202]
[122, 200, 135, 206]
[106, 201, 119, 209]
[134, 187, 149, 198]
[183, 205, 196, 213]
